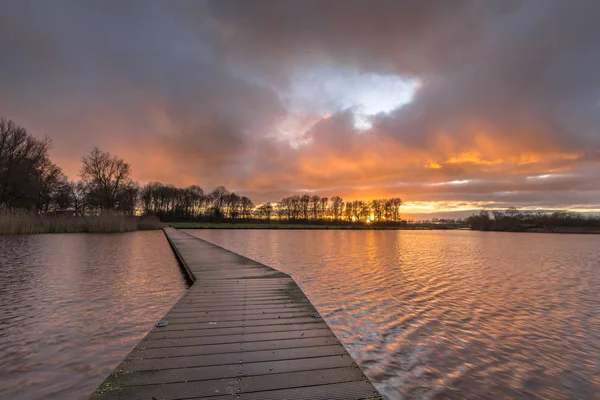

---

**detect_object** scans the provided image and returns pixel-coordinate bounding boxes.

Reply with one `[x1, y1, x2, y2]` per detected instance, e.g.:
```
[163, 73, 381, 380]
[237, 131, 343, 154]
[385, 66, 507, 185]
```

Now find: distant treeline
[466, 208, 600, 232]
[140, 182, 403, 224]
[1, 117, 404, 224]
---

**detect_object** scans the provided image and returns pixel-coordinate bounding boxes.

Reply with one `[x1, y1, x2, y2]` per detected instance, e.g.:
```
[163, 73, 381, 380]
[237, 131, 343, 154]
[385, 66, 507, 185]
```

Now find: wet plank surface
[91, 228, 381, 399]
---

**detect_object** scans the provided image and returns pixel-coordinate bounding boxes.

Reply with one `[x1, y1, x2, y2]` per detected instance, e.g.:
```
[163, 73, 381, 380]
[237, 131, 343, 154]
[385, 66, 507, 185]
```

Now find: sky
[1, 0, 600, 215]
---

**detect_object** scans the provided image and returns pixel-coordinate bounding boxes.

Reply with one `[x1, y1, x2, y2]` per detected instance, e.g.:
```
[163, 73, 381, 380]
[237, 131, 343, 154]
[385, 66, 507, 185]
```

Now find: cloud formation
[2, 0, 600, 212]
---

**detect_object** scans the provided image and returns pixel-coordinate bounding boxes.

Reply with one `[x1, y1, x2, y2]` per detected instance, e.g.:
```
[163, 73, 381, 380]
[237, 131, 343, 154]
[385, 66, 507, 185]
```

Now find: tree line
[1, 118, 405, 223]
[466, 208, 600, 231]
[139, 183, 254, 221]
[275, 195, 402, 223]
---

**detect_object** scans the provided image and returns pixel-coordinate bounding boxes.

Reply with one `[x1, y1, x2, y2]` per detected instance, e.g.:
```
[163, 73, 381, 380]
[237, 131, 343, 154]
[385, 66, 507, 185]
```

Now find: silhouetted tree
[353, 200, 370, 223]
[33, 157, 70, 212]
[300, 194, 310, 220]
[187, 185, 205, 217]
[371, 199, 384, 222]
[344, 201, 354, 222]
[331, 196, 344, 221]
[209, 186, 229, 219]
[320, 197, 329, 220]
[256, 202, 273, 221]
[466, 210, 492, 230]
[240, 196, 254, 219]
[0, 118, 62, 211]
[80, 147, 138, 214]
[310, 195, 320, 220]
[225, 192, 241, 219]
[384, 197, 403, 222]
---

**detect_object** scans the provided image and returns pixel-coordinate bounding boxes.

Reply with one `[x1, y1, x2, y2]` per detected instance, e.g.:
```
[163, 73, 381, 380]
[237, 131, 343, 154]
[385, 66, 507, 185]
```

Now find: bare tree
[209, 186, 229, 218]
[53, 180, 75, 212]
[383, 198, 403, 222]
[80, 147, 137, 214]
[33, 157, 69, 212]
[0, 118, 55, 210]
[278, 197, 292, 220]
[300, 194, 310, 220]
[240, 196, 254, 219]
[187, 185, 204, 217]
[225, 192, 241, 219]
[371, 199, 384, 222]
[310, 195, 320, 220]
[344, 201, 354, 222]
[256, 202, 273, 221]
[330, 196, 344, 221]
[320, 197, 329, 220]
[354, 200, 370, 223]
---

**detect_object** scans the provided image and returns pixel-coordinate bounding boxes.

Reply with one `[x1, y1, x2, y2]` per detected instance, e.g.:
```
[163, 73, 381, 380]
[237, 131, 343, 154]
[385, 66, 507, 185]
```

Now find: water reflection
[0, 231, 188, 399]
[188, 229, 600, 399]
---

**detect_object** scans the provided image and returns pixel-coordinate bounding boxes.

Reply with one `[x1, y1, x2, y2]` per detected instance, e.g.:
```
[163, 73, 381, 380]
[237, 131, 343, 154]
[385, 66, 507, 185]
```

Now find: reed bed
[0, 211, 162, 235]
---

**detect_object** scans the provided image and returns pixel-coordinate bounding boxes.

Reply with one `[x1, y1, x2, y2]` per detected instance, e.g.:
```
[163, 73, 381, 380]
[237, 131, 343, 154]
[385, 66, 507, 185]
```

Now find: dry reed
[0, 211, 162, 235]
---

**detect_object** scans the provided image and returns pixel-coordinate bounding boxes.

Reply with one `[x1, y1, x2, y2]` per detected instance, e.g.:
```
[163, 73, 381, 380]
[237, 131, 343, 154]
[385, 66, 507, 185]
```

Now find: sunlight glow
[425, 160, 442, 169]
[353, 114, 373, 130]
[400, 200, 497, 215]
[431, 179, 471, 186]
[350, 74, 420, 130]
[446, 151, 502, 165]
[526, 173, 571, 180]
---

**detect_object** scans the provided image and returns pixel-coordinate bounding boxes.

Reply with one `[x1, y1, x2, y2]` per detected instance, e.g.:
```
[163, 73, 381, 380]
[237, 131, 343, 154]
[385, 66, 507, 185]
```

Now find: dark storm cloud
[0, 0, 284, 182]
[1, 0, 600, 209]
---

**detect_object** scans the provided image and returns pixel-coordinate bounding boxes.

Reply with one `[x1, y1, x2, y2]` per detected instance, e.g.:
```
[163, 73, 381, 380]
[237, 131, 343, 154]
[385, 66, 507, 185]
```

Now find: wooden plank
[149, 326, 332, 343]
[166, 307, 312, 318]
[96, 367, 364, 399]
[125, 345, 349, 372]
[204, 381, 382, 400]
[144, 328, 333, 349]
[135, 336, 340, 359]
[188, 286, 302, 292]
[91, 228, 382, 399]
[192, 279, 296, 286]
[180, 294, 295, 301]
[168, 309, 307, 317]
[173, 303, 309, 311]
[148, 320, 329, 334]
[150, 322, 330, 340]
[174, 299, 298, 308]
[109, 355, 356, 387]
[165, 313, 314, 325]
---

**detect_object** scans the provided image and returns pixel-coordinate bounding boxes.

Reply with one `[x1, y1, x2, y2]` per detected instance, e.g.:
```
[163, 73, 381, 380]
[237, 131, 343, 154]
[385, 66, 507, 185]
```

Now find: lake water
[1, 229, 599, 399]
[0, 231, 189, 399]
[186, 229, 600, 400]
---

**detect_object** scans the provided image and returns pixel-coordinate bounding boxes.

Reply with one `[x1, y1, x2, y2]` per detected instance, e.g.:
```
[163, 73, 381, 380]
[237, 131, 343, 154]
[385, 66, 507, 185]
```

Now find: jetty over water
[91, 228, 382, 399]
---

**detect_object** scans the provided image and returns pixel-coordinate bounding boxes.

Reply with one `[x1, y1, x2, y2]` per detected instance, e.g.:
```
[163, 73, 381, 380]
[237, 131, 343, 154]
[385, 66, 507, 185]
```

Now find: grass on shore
[168, 221, 460, 230]
[0, 211, 162, 234]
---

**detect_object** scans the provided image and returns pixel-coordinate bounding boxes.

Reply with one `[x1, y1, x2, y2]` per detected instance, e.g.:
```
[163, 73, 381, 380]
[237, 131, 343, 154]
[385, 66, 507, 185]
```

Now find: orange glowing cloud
[425, 160, 442, 169]
[446, 151, 503, 166]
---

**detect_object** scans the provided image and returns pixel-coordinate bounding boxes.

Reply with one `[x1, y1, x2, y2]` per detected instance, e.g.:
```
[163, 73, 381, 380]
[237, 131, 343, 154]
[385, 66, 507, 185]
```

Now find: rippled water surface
[0, 231, 189, 399]
[187, 229, 600, 399]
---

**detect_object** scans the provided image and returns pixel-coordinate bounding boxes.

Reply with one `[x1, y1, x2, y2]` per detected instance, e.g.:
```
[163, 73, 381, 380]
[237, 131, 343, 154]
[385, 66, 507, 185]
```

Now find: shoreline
[168, 222, 467, 230]
[477, 227, 600, 235]
[169, 222, 600, 234]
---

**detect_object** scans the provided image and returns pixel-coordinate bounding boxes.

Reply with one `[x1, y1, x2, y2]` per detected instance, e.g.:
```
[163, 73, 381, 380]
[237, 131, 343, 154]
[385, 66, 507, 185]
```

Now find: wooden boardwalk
[91, 228, 382, 400]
